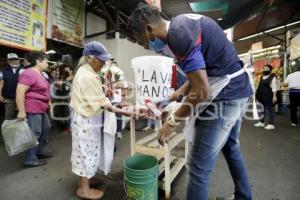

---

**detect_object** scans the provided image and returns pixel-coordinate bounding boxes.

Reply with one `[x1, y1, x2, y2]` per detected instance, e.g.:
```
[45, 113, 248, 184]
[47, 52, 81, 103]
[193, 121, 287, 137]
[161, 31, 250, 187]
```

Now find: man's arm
[0, 80, 4, 102]
[174, 69, 209, 119]
[16, 83, 30, 119]
[169, 80, 191, 102]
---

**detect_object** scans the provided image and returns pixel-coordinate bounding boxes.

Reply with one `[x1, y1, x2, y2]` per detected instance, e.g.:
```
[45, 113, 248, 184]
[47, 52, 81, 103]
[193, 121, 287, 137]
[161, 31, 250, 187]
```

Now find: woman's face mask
[263, 66, 271, 75]
[263, 70, 271, 75]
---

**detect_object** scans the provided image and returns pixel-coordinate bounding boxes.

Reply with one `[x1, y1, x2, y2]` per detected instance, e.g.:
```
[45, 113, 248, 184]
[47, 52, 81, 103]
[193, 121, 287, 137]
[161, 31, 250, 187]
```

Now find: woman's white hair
[75, 55, 95, 74]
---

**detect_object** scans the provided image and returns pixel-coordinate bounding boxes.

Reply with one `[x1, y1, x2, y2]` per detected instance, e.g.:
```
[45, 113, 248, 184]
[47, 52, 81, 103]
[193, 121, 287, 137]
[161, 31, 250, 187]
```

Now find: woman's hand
[17, 111, 26, 120]
[122, 110, 146, 118]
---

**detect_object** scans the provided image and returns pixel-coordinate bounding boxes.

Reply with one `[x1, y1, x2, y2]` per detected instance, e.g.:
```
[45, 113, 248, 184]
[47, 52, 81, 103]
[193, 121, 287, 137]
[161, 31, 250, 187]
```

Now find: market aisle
[0, 115, 299, 200]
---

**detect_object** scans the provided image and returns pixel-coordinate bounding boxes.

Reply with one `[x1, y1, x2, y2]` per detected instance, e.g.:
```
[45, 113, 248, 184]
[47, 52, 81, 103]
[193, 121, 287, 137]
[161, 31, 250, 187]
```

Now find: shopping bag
[1, 119, 38, 156]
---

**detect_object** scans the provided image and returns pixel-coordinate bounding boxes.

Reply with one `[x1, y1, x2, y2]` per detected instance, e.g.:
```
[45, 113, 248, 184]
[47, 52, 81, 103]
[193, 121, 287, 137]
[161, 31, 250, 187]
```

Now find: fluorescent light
[238, 45, 281, 58]
[46, 50, 56, 54]
[218, 18, 223, 21]
[238, 20, 300, 41]
[238, 33, 263, 41]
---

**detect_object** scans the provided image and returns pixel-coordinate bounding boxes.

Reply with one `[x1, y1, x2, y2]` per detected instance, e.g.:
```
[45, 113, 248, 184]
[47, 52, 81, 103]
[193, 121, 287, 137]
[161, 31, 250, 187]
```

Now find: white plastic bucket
[131, 56, 173, 107]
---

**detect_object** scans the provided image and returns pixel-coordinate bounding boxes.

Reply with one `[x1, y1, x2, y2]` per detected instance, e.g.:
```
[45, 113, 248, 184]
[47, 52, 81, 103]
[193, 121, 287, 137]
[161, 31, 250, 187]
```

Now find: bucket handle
[123, 174, 158, 200]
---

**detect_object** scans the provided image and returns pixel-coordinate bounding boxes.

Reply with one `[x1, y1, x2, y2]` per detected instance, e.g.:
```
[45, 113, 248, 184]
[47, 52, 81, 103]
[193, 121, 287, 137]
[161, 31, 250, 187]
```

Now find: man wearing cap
[0, 53, 25, 119]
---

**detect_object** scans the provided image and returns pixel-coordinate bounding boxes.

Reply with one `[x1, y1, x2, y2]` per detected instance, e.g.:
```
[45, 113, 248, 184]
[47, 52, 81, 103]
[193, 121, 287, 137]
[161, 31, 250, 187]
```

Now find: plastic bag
[1, 119, 38, 156]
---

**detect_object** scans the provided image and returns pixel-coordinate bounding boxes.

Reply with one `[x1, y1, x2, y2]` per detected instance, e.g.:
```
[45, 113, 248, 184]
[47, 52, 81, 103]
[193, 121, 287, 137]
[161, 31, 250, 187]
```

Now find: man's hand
[156, 97, 171, 110]
[17, 111, 26, 120]
[0, 95, 5, 103]
[158, 122, 176, 146]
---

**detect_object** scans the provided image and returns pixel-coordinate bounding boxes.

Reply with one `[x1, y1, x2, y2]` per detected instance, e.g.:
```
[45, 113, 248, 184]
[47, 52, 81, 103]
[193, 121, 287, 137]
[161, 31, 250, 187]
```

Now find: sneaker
[142, 126, 151, 131]
[154, 128, 159, 132]
[116, 132, 122, 140]
[291, 123, 297, 127]
[254, 122, 264, 127]
[216, 194, 235, 200]
[37, 151, 53, 159]
[265, 124, 275, 130]
[24, 160, 47, 168]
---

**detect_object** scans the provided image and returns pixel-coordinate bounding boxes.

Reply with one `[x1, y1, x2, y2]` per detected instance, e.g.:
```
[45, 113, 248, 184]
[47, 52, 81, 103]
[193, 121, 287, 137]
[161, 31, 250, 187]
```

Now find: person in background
[70, 41, 140, 199]
[142, 119, 160, 131]
[57, 64, 74, 134]
[101, 60, 128, 139]
[255, 64, 277, 130]
[23, 53, 32, 69]
[284, 66, 300, 126]
[49, 66, 59, 84]
[0, 53, 25, 120]
[16, 51, 52, 168]
[275, 75, 284, 114]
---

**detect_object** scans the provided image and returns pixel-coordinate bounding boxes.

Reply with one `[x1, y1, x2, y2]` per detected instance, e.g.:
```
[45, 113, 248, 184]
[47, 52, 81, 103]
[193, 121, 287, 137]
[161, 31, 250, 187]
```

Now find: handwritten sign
[132, 56, 173, 107]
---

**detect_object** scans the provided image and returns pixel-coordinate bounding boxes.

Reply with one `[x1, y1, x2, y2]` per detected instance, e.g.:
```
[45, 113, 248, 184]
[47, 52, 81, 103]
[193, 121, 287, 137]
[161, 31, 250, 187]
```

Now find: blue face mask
[148, 38, 165, 53]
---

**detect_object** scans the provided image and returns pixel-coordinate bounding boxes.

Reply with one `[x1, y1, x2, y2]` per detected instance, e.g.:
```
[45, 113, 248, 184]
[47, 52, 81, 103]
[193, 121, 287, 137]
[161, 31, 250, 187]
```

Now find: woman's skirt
[71, 111, 103, 178]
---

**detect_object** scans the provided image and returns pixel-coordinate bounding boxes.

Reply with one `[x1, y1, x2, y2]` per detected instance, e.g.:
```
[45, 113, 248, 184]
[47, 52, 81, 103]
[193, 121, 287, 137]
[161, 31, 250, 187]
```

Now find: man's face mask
[159, 45, 174, 58]
[8, 59, 20, 68]
[9, 64, 19, 68]
[146, 29, 165, 53]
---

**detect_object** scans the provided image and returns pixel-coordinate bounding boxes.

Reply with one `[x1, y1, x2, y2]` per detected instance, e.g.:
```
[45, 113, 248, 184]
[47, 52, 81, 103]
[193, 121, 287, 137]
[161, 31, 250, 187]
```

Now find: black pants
[258, 100, 274, 125]
[289, 92, 300, 124]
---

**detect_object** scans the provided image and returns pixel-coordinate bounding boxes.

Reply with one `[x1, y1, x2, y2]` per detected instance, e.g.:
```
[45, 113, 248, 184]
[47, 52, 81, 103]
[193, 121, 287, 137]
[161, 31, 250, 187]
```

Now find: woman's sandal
[76, 187, 104, 200]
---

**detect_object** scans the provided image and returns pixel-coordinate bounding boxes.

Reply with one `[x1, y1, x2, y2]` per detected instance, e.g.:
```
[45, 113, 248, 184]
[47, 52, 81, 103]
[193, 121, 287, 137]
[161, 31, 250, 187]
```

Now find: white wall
[86, 13, 106, 36]
[85, 14, 155, 86]
[114, 34, 155, 84]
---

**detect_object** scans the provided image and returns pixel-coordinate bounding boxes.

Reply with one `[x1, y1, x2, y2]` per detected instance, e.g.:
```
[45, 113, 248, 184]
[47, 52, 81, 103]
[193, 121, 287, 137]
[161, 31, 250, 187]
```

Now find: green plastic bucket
[124, 155, 158, 200]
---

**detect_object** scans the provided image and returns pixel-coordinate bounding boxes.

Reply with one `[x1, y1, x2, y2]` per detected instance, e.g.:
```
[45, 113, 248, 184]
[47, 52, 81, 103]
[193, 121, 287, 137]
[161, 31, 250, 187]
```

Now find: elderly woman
[16, 51, 52, 167]
[70, 41, 136, 199]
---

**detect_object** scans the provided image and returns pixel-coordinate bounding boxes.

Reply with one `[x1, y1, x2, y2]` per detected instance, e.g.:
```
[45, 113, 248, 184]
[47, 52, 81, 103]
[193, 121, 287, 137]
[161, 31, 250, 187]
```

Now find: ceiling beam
[98, 0, 116, 28]
[233, 2, 300, 41]
[85, 29, 115, 39]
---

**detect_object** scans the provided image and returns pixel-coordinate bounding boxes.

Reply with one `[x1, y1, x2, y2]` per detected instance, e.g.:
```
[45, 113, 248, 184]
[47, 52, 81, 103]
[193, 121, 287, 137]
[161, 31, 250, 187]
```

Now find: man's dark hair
[128, 3, 162, 35]
[27, 51, 48, 66]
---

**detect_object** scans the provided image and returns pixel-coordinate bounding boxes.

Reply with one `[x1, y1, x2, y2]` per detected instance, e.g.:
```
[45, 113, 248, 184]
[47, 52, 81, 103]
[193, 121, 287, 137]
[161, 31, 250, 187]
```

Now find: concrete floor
[0, 115, 299, 200]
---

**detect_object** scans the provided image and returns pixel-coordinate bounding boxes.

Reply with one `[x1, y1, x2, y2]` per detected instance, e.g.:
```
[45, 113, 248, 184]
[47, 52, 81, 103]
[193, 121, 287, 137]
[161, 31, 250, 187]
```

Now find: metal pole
[85, 0, 88, 38]
[284, 52, 287, 79]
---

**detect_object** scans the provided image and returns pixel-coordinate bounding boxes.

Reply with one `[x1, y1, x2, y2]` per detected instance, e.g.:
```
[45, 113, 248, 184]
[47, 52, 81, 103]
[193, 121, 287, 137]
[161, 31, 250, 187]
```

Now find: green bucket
[124, 155, 158, 200]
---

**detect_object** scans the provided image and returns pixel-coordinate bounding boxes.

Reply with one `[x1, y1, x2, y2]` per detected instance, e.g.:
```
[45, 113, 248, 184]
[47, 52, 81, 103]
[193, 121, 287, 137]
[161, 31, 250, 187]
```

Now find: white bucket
[131, 56, 173, 107]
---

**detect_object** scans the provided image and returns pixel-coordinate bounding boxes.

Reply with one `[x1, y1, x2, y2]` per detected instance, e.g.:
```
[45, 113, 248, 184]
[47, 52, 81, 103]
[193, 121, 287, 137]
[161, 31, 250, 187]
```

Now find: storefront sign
[51, 0, 84, 47]
[0, 0, 47, 51]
